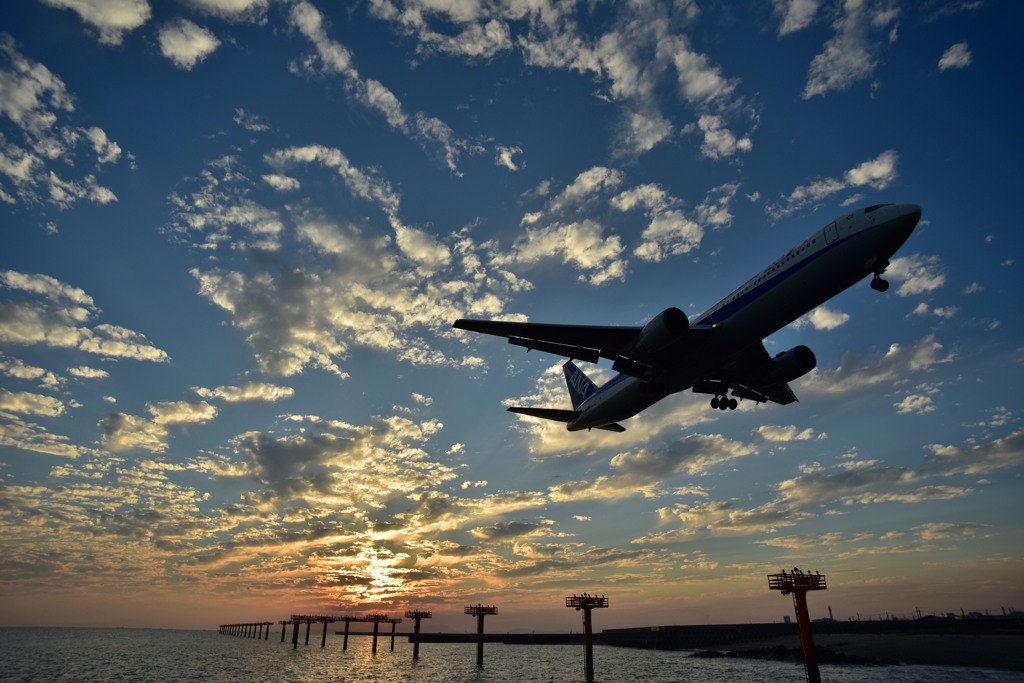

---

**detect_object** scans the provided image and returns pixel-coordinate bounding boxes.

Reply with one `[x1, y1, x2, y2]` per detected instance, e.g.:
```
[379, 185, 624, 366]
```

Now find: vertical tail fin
[562, 361, 598, 410]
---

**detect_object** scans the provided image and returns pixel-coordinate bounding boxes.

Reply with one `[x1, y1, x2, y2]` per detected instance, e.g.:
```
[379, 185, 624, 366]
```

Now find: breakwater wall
[600, 617, 1024, 650]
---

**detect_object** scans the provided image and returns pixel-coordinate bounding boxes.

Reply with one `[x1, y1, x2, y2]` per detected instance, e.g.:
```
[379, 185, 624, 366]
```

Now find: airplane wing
[453, 319, 643, 364]
[692, 343, 801, 406]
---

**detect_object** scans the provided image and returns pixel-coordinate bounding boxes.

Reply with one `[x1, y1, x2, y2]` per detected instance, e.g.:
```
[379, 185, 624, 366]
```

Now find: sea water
[0, 628, 1021, 683]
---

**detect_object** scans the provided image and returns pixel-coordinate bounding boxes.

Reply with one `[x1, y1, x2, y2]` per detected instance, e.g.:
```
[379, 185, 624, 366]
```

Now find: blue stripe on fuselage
[693, 229, 856, 328]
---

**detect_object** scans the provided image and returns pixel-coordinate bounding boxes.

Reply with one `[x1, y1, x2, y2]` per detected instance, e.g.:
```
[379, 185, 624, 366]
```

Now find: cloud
[97, 401, 217, 453]
[768, 150, 898, 219]
[793, 305, 850, 331]
[886, 254, 945, 296]
[754, 425, 819, 442]
[757, 531, 873, 549]
[548, 433, 758, 504]
[894, 394, 935, 415]
[147, 400, 217, 425]
[0, 37, 121, 209]
[0, 355, 61, 387]
[98, 412, 169, 452]
[158, 19, 220, 70]
[193, 382, 294, 403]
[498, 219, 626, 286]
[212, 413, 457, 508]
[0, 414, 88, 457]
[265, 144, 450, 268]
[774, 0, 821, 36]
[0, 388, 65, 417]
[470, 521, 546, 542]
[774, 458, 916, 509]
[693, 114, 753, 160]
[40, 0, 151, 45]
[938, 42, 971, 71]
[914, 521, 986, 540]
[289, 1, 475, 175]
[495, 145, 523, 171]
[371, 2, 751, 159]
[799, 334, 953, 398]
[188, 0, 269, 21]
[924, 429, 1024, 476]
[802, 0, 901, 99]
[0, 271, 168, 363]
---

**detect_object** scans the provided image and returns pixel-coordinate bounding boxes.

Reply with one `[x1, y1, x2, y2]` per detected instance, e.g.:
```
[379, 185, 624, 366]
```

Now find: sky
[1, 0, 1022, 633]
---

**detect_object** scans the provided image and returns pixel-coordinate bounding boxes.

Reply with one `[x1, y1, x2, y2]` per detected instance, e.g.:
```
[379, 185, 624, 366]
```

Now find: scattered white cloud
[68, 365, 109, 379]
[0, 354, 61, 387]
[793, 305, 850, 331]
[755, 425, 819, 442]
[0, 388, 65, 417]
[774, 0, 821, 36]
[938, 42, 971, 71]
[803, 0, 901, 99]
[158, 19, 221, 70]
[887, 254, 946, 296]
[924, 429, 1024, 476]
[370, 2, 751, 159]
[0, 414, 89, 457]
[98, 412, 169, 452]
[194, 381, 294, 403]
[800, 334, 953, 398]
[188, 0, 269, 21]
[894, 394, 936, 415]
[0, 270, 168, 363]
[908, 302, 956, 319]
[234, 108, 269, 132]
[0, 37, 122, 209]
[768, 150, 898, 219]
[289, 1, 477, 175]
[40, 0, 151, 45]
[147, 400, 217, 425]
[495, 145, 523, 171]
[914, 521, 986, 540]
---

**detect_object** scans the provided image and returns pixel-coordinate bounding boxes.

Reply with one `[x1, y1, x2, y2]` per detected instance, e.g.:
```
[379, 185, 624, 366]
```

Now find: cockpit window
[863, 203, 893, 213]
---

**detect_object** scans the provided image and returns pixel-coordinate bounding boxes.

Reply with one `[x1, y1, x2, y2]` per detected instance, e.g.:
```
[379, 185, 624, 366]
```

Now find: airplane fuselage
[566, 204, 921, 430]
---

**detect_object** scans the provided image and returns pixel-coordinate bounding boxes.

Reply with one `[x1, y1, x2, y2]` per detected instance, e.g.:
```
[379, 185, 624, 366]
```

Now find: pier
[465, 603, 498, 666]
[566, 593, 608, 681]
[218, 622, 273, 639]
[768, 568, 827, 683]
[405, 609, 432, 659]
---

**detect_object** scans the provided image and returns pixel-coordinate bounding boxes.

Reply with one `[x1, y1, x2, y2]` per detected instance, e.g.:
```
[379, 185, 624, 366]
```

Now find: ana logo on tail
[563, 362, 596, 409]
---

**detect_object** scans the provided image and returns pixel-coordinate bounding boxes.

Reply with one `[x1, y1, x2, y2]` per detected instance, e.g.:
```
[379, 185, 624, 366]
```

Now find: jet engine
[767, 345, 817, 384]
[631, 307, 689, 356]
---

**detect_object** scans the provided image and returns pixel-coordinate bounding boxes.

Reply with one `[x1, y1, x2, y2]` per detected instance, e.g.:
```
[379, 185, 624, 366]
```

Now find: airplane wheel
[728, 398, 738, 410]
[871, 276, 889, 292]
[710, 397, 720, 409]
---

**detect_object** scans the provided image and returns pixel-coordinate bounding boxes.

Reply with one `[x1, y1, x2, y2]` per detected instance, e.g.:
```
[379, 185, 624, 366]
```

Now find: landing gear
[710, 395, 738, 411]
[867, 255, 891, 292]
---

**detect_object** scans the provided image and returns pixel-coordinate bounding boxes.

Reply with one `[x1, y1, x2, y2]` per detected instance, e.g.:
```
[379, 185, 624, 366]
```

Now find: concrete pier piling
[464, 604, 498, 666]
[768, 568, 828, 683]
[566, 593, 609, 681]
[218, 622, 273, 640]
[405, 609, 433, 659]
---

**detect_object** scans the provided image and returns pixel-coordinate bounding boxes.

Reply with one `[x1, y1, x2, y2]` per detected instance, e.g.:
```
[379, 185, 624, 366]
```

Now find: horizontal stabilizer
[507, 407, 578, 422]
[507, 407, 627, 432]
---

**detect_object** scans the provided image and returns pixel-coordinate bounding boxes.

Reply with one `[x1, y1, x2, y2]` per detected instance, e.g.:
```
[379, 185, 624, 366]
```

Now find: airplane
[453, 203, 922, 432]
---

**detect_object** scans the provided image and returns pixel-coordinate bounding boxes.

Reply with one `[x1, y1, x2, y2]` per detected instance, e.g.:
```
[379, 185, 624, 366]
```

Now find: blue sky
[1, 0, 1021, 631]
